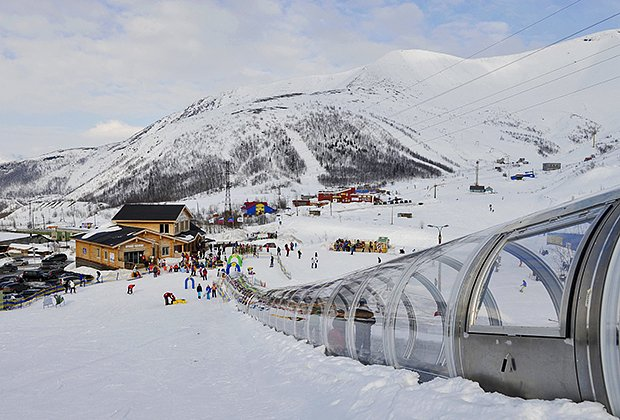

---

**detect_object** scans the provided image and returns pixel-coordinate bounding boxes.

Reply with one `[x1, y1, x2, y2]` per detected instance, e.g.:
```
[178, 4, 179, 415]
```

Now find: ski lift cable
[350, 11, 620, 153]
[353, 0, 586, 116]
[384, 10, 620, 121]
[417, 50, 620, 133]
[412, 42, 620, 130]
[420, 75, 620, 146]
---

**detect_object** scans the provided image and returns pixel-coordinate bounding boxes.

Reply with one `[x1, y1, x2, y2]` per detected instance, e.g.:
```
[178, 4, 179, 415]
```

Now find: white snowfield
[0, 267, 613, 419]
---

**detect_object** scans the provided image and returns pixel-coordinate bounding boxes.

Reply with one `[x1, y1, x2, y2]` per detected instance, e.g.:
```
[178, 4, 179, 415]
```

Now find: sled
[172, 299, 187, 305]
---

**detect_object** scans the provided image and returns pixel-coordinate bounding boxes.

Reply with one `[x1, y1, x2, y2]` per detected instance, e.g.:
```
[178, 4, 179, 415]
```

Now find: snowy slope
[0, 270, 613, 419]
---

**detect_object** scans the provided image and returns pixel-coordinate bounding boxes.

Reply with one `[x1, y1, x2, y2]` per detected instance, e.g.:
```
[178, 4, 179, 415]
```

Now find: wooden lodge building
[74, 204, 210, 270]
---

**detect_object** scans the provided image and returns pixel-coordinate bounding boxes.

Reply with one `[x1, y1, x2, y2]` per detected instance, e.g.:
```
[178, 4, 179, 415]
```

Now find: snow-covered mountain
[1, 30, 619, 206]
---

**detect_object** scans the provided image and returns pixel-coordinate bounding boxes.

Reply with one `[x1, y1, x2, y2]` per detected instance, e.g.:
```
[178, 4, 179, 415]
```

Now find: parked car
[42, 253, 68, 263]
[3, 282, 29, 293]
[21, 270, 50, 281]
[0, 263, 18, 274]
[12, 258, 28, 266]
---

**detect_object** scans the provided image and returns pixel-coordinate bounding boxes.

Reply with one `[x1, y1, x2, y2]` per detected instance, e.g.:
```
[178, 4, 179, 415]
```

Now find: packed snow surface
[1, 268, 613, 419]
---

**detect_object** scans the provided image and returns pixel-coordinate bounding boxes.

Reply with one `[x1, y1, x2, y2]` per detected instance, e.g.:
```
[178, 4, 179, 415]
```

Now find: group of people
[332, 239, 387, 254]
[196, 282, 218, 300]
[63, 278, 77, 294]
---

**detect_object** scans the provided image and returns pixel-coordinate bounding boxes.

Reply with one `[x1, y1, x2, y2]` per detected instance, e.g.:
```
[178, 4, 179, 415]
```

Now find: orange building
[74, 204, 209, 270]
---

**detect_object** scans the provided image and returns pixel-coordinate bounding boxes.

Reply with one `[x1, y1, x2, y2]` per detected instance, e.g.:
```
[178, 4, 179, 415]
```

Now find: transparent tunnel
[222, 187, 620, 415]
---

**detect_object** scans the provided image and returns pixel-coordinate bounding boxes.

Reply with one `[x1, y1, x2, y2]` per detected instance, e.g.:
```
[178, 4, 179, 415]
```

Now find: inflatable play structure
[226, 254, 243, 275]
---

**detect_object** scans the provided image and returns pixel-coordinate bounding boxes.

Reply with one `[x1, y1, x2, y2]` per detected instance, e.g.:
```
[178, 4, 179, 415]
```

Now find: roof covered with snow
[0, 231, 31, 243]
[112, 204, 189, 222]
[74, 225, 145, 247]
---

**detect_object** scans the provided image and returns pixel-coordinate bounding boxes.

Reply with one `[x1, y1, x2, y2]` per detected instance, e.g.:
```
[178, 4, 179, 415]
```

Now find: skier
[197, 283, 203, 299]
[297, 249, 302, 259]
[270, 255, 274, 268]
[212, 282, 217, 298]
[205, 284, 212, 300]
[520, 279, 527, 293]
[127, 284, 135, 294]
[96, 271, 102, 283]
[68, 279, 76, 294]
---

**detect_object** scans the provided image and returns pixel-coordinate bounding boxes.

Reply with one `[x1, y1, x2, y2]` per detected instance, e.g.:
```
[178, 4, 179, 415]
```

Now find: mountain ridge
[0, 29, 619, 206]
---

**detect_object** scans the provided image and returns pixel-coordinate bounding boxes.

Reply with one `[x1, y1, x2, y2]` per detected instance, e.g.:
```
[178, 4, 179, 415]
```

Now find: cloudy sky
[0, 0, 618, 162]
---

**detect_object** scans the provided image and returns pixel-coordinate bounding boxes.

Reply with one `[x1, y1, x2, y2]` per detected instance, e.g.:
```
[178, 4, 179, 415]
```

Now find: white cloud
[84, 120, 143, 142]
[0, 0, 615, 161]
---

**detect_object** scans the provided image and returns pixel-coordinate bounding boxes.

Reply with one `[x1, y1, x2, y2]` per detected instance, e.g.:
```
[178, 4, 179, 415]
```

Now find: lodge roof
[112, 204, 189, 222]
[74, 225, 145, 247]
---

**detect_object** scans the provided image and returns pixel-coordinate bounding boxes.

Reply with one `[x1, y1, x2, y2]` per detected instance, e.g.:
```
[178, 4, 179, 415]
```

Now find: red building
[317, 188, 375, 203]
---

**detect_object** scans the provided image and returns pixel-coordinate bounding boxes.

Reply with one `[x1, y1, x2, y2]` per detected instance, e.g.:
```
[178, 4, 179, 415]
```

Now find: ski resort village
[1, 2, 620, 419]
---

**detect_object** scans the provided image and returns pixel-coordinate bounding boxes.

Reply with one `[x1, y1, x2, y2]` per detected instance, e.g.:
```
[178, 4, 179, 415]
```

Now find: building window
[162, 246, 170, 256]
[174, 244, 183, 253]
[160, 224, 169, 234]
[104, 250, 108, 260]
[110, 252, 115, 262]
[96, 248, 100, 258]
[82, 247, 87, 255]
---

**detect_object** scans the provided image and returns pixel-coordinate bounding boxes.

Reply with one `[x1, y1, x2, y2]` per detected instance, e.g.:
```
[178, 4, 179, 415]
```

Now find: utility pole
[428, 223, 448, 292]
[224, 160, 233, 228]
[475, 160, 480, 186]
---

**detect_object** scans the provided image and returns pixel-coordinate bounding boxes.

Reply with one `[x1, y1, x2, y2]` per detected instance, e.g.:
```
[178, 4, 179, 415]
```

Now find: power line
[418, 51, 620, 133]
[386, 11, 620, 121]
[413, 42, 620, 130]
[355, 0, 586, 115]
[420, 75, 620, 146]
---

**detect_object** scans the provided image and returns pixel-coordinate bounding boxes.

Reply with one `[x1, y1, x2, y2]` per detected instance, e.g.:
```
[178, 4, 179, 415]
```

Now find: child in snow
[163, 292, 176, 305]
[197, 283, 203, 299]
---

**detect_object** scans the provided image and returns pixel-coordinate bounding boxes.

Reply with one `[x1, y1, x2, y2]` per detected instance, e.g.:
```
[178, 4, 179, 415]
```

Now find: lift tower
[224, 161, 233, 227]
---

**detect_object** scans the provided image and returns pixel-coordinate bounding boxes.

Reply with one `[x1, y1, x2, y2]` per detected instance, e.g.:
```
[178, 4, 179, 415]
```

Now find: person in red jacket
[163, 292, 176, 305]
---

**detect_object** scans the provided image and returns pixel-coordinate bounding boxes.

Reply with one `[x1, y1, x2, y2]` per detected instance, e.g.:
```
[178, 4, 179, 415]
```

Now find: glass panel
[471, 207, 603, 334]
[261, 291, 277, 325]
[396, 238, 484, 376]
[295, 285, 322, 340]
[325, 281, 361, 357]
[308, 281, 342, 346]
[278, 290, 297, 333]
[283, 289, 306, 336]
[268, 290, 287, 330]
[352, 262, 402, 365]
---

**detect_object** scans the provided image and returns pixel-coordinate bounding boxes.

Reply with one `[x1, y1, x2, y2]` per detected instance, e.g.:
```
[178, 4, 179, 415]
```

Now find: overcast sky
[0, 0, 618, 162]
